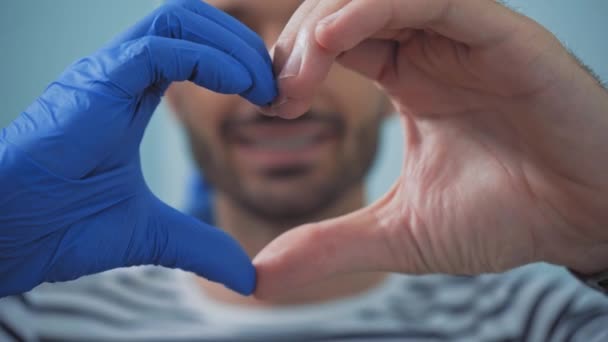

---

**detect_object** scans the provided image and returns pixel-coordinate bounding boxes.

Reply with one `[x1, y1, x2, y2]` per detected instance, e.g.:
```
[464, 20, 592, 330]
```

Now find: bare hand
[254, 0, 608, 299]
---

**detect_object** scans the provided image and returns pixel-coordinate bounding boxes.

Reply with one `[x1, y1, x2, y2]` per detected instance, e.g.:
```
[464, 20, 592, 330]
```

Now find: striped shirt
[3, 178, 608, 341]
[1, 265, 608, 341]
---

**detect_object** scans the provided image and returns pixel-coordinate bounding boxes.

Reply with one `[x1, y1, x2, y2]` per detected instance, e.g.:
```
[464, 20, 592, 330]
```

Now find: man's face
[166, 0, 387, 223]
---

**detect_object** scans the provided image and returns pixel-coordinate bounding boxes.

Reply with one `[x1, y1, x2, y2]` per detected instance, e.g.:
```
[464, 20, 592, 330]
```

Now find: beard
[186, 112, 382, 228]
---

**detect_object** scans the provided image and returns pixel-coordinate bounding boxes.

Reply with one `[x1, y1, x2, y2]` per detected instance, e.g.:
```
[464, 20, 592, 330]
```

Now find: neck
[197, 183, 388, 307]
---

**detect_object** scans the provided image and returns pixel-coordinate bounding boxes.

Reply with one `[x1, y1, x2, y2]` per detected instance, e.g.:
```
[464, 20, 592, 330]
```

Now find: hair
[497, 1, 606, 90]
[569, 49, 607, 90]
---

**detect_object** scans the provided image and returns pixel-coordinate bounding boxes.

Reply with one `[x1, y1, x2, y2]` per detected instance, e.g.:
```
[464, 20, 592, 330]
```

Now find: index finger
[108, 0, 270, 67]
[317, 0, 522, 52]
[105, 0, 277, 106]
[268, 0, 526, 118]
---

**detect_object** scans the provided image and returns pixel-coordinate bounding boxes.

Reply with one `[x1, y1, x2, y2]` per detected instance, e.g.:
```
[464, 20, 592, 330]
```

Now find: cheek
[340, 91, 384, 156]
[319, 66, 385, 166]
[326, 65, 385, 121]
[339, 98, 384, 166]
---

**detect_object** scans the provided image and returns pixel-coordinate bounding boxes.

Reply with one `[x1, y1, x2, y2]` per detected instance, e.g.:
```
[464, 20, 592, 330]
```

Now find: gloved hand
[0, 0, 276, 297]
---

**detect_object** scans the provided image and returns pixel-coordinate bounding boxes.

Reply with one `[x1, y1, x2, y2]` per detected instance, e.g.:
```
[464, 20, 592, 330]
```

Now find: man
[1, 0, 608, 341]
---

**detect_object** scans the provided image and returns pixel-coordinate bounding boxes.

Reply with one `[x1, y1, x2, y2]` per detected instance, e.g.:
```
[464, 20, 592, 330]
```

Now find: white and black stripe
[1, 265, 607, 341]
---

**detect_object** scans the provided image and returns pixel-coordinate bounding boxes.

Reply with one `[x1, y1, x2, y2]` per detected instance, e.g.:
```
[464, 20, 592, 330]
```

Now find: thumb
[253, 200, 397, 300]
[140, 197, 256, 296]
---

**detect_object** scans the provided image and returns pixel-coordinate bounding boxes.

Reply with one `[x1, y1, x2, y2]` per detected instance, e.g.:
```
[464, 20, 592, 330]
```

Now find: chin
[236, 165, 350, 222]
[240, 191, 330, 225]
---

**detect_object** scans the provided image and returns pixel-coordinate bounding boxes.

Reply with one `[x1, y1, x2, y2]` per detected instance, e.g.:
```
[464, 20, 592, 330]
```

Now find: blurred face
[166, 0, 387, 222]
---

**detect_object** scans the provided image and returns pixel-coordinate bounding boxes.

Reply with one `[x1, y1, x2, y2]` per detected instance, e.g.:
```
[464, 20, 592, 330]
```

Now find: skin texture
[253, 0, 608, 300]
[165, 0, 390, 304]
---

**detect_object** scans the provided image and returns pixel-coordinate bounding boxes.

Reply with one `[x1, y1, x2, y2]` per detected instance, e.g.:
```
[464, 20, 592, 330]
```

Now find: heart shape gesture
[254, 0, 608, 299]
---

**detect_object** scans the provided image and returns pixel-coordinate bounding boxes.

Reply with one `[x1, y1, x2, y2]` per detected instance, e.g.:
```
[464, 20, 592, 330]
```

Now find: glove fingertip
[151, 200, 257, 296]
[223, 261, 256, 296]
[242, 79, 279, 107]
[196, 229, 257, 296]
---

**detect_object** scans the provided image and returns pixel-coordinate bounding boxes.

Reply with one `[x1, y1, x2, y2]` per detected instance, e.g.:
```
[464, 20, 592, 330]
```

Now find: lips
[234, 121, 333, 148]
[244, 134, 323, 150]
[223, 114, 343, 170]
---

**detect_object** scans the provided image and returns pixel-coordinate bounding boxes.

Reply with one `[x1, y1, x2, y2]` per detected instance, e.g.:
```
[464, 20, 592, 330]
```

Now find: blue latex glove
[0, 0, 276, 297]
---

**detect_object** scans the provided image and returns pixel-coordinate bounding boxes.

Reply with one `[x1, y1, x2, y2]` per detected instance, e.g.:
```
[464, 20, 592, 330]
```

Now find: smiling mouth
[223, 113, 344, 150]
[222, 113, 344, 170]
[262, 165, 314, 179]
[234, 130, 332, 151]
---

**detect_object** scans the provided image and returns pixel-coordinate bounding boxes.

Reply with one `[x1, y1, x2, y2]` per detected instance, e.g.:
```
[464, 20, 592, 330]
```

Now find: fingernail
[271, 95, 289, 114]
[273, 95, 289, 107]
[259, 95, 289, 117]
[258, 105, 276, 117]
[279, 34, 306, 79]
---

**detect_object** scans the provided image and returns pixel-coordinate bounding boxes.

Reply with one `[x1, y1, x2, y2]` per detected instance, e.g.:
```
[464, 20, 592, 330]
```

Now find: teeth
[251, 136, 317, 150]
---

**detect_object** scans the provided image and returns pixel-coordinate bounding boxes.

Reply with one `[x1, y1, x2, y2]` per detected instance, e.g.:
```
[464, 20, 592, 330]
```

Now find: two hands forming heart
[1, 0, 608, 298]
